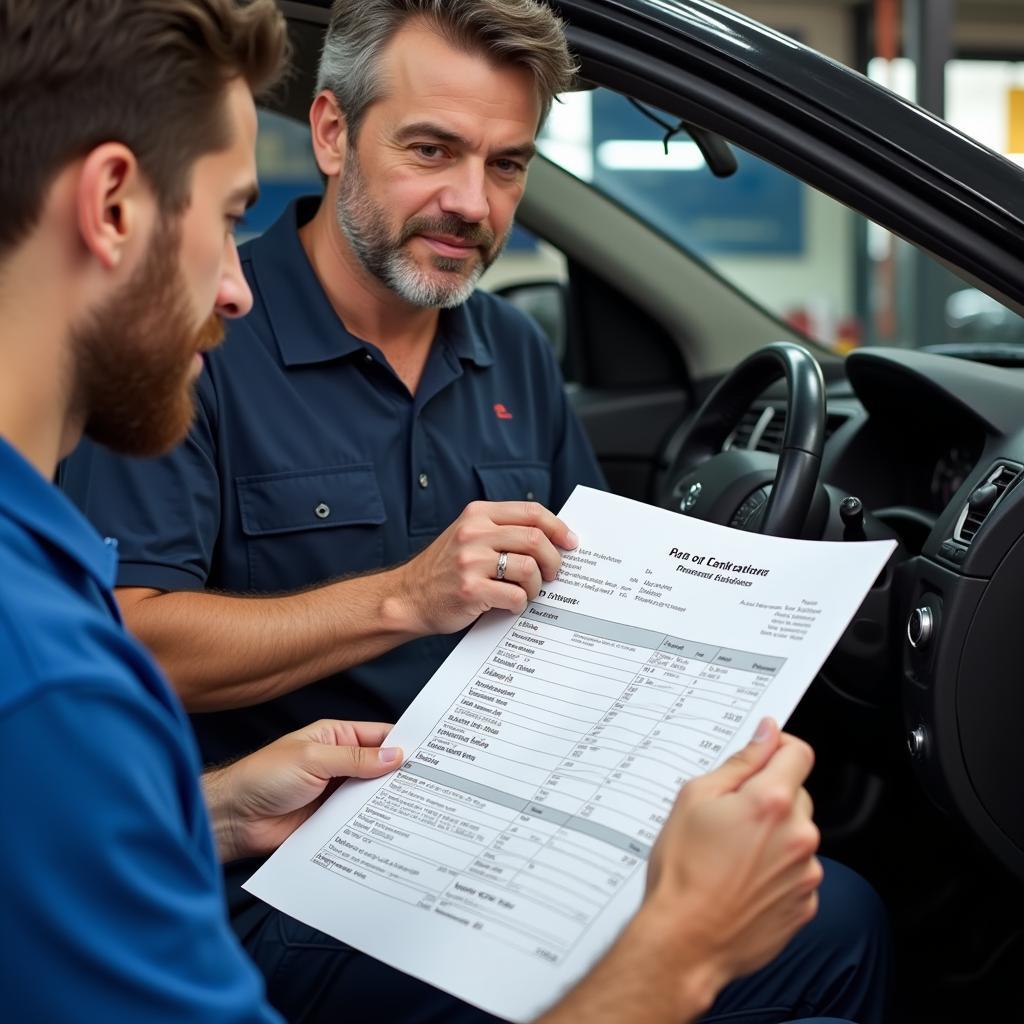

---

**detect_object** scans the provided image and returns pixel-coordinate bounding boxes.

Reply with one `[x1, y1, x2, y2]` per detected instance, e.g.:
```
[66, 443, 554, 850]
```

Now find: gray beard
[334, 156, 506, 309]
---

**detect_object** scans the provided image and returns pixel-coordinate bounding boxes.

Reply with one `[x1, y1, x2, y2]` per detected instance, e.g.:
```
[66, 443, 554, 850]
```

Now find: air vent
[759, 410, 787, 452]
[954, 462, 1023, 545]
[725, 405, 849, 454]
[726, 406, 773, 450]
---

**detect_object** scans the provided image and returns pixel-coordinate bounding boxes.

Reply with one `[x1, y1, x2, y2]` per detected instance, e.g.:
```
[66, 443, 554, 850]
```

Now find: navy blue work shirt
[61, 196, 605, 764]
[0, 437, 278, 1022]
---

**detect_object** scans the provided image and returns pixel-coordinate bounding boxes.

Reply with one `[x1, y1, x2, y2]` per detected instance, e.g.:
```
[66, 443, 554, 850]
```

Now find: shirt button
[418, 473, 430, 489]
[314, 502, 331, 519]
[103, 536, 118, 549]
[363, 352, 373, 364]
[526, 491, 535, 501]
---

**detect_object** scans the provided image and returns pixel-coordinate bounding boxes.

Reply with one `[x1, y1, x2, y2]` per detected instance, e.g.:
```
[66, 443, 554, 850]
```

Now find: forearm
[119, 500, 578, 713]
[120, 569, 419, 712]
[536, 905, 723, 1024]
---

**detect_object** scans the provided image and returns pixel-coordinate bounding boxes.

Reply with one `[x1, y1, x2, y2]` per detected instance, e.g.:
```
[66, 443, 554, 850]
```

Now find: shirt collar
[0, 437, 118, 591]
[443, 297, 495, 368]
[247, 197, 493, 369]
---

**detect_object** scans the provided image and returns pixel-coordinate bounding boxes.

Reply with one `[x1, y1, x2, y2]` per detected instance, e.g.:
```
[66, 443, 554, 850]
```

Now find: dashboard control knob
[907, 606, 934, 649]
[839, 495, 863, 522]
[839, 496, 866, 541]
[907, 726, 928, 760]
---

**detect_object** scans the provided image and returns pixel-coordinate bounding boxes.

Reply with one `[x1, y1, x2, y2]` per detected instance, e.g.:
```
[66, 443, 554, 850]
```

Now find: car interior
[267, 2, 1024, 1019]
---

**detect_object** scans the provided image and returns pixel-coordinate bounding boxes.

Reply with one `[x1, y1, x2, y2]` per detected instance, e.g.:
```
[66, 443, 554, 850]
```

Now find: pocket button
[314, 502, 331, 519]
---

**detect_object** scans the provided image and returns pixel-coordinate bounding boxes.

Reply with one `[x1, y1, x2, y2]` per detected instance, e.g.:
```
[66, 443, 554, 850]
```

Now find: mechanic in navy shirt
[60, 3, 890, 1024]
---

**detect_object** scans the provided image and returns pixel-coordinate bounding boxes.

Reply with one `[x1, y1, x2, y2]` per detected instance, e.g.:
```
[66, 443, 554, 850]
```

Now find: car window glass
[249, 104, 1024, 356]
[534, 87, 1024, 353]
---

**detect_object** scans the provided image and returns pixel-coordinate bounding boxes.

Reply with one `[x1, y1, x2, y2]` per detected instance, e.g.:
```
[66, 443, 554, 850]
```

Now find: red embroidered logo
[493, 403, 513, 420]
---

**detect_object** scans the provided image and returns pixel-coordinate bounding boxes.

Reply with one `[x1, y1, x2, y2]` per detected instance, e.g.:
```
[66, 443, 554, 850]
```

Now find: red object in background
[493, 403, 513, 420]
[783, 308, 863, 352]
[835, 315, 860, 348]
[835, 314, 862, 352]
[875, 0, 900, 62]
[785, 308, 812, 337]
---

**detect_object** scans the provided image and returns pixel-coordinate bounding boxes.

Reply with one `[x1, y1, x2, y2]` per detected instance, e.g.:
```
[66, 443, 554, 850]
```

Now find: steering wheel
[664, 342, 827, 538]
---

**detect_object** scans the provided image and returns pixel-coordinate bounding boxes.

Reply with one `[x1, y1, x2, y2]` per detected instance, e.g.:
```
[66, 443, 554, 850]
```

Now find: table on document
[311, 602, 786, 963]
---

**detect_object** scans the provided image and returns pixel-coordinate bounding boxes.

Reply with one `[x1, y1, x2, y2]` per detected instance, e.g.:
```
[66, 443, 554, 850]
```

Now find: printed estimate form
[246, 486, 896, 1021]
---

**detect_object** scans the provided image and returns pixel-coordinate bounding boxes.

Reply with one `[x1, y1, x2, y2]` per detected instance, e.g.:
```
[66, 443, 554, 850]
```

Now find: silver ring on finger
[495, 551, 509, 581]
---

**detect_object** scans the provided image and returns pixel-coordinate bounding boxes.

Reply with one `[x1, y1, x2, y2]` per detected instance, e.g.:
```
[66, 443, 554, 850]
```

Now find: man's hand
[202, 720, 401, 863]
[388, 500, 578, 635]
[538, 719, 821, 1024]
[644, 717, 821, 997]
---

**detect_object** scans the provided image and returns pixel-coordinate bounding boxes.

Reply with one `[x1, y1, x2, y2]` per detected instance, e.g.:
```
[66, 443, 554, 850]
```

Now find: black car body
[274, 1, 1024, 1018]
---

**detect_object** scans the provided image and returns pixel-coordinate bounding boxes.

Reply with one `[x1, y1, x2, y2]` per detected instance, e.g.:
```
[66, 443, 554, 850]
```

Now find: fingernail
[753, 718, 773, 743]
[565, 530, 579, 548]
[379, 747, 401, 764]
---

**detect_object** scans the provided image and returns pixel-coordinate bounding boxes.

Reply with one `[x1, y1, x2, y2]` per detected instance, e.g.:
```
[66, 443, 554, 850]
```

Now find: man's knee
[814, 857, 890, 957]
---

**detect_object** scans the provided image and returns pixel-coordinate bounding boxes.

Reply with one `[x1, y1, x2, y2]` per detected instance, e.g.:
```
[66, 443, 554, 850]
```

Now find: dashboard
[783, 349, 1024, 882]
[726, 384, 989, 547]
[679, 347, 1024, 882]
[818, 394, 988, 534]
[929, 441, 983, 511]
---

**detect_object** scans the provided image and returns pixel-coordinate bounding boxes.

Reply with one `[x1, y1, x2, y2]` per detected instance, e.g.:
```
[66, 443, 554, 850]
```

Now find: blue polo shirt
[0, 437, 278, 1022]
[61, 195, 605, 767]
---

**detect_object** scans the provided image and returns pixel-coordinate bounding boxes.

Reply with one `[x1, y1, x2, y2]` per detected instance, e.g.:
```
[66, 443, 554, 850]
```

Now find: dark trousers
[236, 858, 889, 1024]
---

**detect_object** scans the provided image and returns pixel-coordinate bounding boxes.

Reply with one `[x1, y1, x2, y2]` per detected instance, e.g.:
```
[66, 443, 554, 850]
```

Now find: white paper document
[245, 486, 895, 1021]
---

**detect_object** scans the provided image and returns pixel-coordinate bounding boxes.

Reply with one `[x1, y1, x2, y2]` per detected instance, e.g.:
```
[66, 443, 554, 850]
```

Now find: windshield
[536, 87, 1024, 353]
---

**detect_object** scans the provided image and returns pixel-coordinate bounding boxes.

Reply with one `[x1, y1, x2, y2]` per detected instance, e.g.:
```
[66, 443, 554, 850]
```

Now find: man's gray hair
[316, 0, 577, 139]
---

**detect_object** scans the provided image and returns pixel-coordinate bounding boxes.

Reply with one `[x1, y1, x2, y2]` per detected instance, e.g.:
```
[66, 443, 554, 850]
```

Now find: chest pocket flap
[475, 461, 552, 507]
[236, 464, 386, 536]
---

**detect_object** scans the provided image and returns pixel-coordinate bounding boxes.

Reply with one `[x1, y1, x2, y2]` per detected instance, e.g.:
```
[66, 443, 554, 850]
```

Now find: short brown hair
[317, 0, 577, 141]
[0, 0, 288, 260]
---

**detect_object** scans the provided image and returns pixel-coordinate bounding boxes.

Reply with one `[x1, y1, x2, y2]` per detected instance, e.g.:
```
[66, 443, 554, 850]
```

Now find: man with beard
[60, 2, 890, 1023]
[0, 1, 413, 1019]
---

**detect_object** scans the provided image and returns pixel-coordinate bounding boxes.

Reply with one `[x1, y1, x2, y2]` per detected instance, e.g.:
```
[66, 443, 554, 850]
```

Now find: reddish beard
[74, 217, 225, 457]
[194, 311, 225, 354]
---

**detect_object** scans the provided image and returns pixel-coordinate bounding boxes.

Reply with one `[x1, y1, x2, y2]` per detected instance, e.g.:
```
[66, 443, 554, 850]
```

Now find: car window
[535, 87, 1024, 353]
[249, 103, 1024, 356]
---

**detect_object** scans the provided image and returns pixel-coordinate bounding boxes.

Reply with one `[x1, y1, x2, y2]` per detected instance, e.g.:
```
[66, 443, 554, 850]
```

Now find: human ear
[309, 90, 348, 178]
[75, 143, 149, 271]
